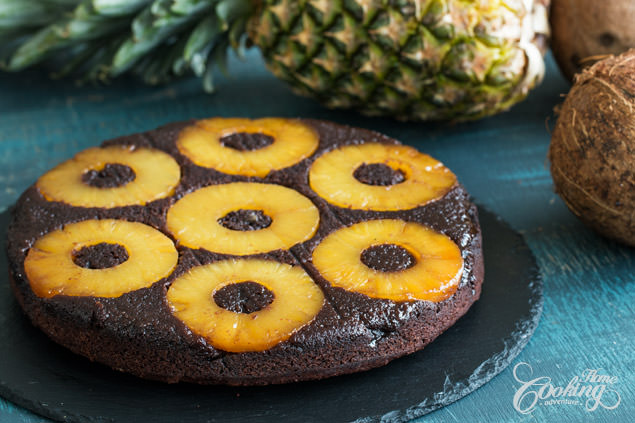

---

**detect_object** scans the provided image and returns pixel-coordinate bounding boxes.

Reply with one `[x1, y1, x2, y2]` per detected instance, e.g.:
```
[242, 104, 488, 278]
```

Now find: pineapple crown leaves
[0, 0, 254, 91]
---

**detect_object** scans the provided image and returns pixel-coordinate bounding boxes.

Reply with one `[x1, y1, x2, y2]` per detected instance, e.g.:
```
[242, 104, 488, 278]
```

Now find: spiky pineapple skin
[250, 0, 550, 121]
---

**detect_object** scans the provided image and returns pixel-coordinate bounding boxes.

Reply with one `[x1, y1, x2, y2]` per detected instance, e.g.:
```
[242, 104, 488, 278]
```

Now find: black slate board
[0, 207, 542, 423]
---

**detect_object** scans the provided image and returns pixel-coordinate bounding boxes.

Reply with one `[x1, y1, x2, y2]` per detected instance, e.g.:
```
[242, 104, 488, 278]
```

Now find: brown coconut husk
[549, 49, 635, 246]
[550, 0, 635, 82]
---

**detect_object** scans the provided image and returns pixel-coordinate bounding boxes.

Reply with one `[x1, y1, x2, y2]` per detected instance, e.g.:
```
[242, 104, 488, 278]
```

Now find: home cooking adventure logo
[512, 362, 621, 414]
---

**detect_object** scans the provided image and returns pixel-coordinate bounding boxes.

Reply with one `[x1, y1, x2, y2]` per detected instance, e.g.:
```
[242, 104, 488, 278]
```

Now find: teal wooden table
[0, 51, 633, 423]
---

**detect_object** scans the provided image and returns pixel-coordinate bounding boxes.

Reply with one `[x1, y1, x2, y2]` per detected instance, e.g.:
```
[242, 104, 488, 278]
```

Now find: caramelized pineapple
[177, 117, 319, 177]
[166, 182, 319, 255]
[312, 219, 463, 302]
[37, 146, 180, 208]
[167, 259, 324, 352]
[24, 219, 178, 298]
[309, 143, 456, 211]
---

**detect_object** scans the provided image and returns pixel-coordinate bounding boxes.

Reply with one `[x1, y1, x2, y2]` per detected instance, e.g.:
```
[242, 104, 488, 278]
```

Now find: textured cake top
[7, 118, 483, 385]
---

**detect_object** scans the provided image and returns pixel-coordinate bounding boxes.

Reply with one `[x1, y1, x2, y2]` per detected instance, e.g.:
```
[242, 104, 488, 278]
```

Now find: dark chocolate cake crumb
[353, 163, 405, 186]
[213, 282, 275, 314]
[360, 244, 416, 272]
[72, 243, 130, 269]
[82, 163, 136, 188]
[218, 209, 272, 231]
[220, 132, 274, 151]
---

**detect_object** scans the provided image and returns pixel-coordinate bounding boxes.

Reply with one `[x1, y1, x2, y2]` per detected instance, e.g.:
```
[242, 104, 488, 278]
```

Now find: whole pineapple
[0, 0, 549, 121]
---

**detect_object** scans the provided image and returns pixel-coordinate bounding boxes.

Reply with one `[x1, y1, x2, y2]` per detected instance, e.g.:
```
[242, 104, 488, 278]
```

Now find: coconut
[550, 0, 635, 82]
[549, 49, 635, 246]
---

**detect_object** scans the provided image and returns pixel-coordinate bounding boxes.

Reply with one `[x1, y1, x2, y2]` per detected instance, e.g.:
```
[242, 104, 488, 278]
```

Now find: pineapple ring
[309, 143, 457, 211]
[37, 146, 180, 208]
[24, 219, 178, 298]
[167, 259, 325, 353]
[176, 117, 319, 177]
[312, 219, 463, 302]
[166, 182, 320, 255]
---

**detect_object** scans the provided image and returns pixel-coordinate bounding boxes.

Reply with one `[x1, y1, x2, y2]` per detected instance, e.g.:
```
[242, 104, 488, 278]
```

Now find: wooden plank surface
[0, 51, 633, 423]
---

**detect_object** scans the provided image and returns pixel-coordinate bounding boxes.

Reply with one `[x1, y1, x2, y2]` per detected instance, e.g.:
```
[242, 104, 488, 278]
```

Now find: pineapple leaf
[91, 0, 150, 16]
[215, 0, 251, 24]
[51, 38, 117, 81]
[228, 16, 247, 55]
[137, 36, 188, 84]
[63, 4, 130, 40]
[111, 0, 212, 76]
[7, 1, 134, 70]
[0, 1, 61, 29]
[8, 24, 70, 70]
[184, 14, 222, 62]
[41, 1, 83, 5]
[0, 0, 256, 91]
[171, 0, 212, 15]
[202, 38, 228, 92]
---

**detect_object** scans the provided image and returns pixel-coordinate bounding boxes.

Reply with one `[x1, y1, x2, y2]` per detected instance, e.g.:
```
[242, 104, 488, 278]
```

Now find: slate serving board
[0, 206, 542, 423]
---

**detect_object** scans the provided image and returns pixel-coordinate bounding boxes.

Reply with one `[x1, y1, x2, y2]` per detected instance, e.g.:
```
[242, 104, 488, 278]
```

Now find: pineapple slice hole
[81, 163, 136, 188]
[72, 242, 129, 269]
[353, 162, 407, 186]
[219, 132, 275, 151]
[212, 281, 275, 314]
[360, 243, 417, 272]
[217, 209, 273, 231]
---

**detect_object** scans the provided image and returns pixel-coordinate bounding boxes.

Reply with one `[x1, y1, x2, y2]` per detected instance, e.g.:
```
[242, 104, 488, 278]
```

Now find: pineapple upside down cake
[7, 118, 483, 385]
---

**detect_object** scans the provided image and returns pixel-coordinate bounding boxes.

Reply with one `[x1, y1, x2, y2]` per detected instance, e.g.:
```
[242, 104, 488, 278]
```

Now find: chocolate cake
[6, 118, 484, 385]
